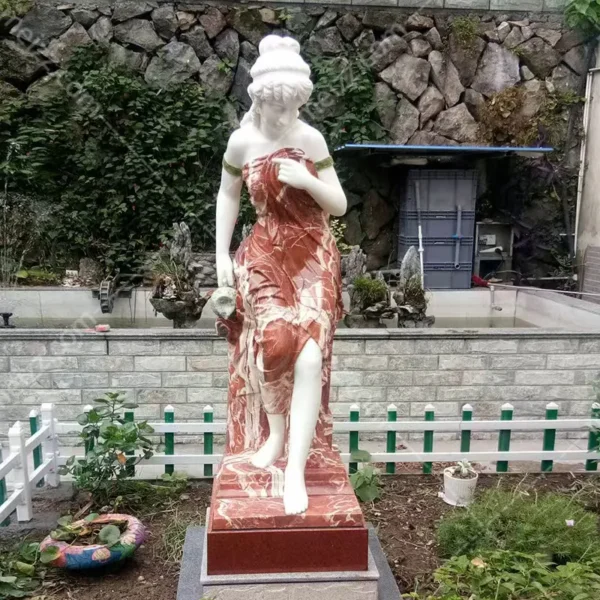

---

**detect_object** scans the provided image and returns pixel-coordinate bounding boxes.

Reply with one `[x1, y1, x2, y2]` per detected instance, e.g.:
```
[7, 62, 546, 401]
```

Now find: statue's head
[241, 35, 313, 133]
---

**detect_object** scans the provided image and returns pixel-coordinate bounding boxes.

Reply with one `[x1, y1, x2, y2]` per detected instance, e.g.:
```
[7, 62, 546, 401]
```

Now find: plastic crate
[403, 169, 478, 212]
[398, 236, 474, 265]
[399, 210, 476, 239]
[422, 263, 473, 290]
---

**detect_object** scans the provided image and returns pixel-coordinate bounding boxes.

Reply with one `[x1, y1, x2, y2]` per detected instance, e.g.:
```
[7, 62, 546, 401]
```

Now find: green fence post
[204, 405, 214, 478]
[586, 402, 600, 471]
[423, 404, 435, 475]
[124, 408, 135, 477]
[83, 405, 94, 456]
[349, 404, 360, 474]
[496, 403, 513, 473]
[0, 445, 9, 526]
[29, 409, 44, 488]
[461, 404, 473, 454]
[386, 404, 397, 474]
[541, 402, 558, 472]
[165, 405, 175, 476]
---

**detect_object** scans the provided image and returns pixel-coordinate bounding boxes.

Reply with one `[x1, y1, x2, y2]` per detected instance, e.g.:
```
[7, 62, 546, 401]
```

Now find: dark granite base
[177, 524, 401, 600]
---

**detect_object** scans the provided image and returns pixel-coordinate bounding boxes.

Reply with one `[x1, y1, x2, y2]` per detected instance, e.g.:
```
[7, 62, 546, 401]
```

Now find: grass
[156, 509, 204, 566]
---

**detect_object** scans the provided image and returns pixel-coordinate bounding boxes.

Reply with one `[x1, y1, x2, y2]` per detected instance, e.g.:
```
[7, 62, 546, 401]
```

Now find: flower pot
[40, 513, 146, 570]
[442, 467, 478, 507]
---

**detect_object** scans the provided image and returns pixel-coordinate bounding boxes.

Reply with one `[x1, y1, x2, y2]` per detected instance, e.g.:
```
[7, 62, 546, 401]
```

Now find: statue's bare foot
[250, 434, 284, 469]
[283, 467, 308, 515]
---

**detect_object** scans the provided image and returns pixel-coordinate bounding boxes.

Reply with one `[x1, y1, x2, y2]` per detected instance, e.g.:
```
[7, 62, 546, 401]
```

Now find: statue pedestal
[206, 447, 369, 575]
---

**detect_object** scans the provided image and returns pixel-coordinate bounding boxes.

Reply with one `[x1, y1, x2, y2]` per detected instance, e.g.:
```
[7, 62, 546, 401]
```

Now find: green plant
[451, 17, 480, 47]
[434, 551, 600, 600]
[349, 450, 382, 503]
[47, 513, 123, 547]
[0, 45, 233, 271]
[59, 392, 155, 496]
[0, 0, 32, 16]
[448, 460, 476, 479]
[330, 217, 352, 253]
[156, 508, 203, 564]
[437, 489, 599, 563]
[352, 276, 388, 308]
[566, 0, 600, 34]
[303, 53, 385, 149]
[0, 541, 49, 598]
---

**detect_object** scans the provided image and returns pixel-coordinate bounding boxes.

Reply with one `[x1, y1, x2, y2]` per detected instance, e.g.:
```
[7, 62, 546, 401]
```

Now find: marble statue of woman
[215, 35, 347, 516]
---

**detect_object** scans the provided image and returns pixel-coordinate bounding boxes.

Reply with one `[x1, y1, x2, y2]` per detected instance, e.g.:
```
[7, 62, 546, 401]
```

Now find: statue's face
[259, 100, 299, 135]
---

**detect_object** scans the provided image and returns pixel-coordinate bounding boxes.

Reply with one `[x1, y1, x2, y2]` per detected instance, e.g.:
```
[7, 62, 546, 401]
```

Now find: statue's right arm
[216, 131, 245, 288]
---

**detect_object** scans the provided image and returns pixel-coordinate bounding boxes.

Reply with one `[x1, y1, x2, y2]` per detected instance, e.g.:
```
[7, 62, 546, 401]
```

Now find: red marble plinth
[207, 447, 369, 575]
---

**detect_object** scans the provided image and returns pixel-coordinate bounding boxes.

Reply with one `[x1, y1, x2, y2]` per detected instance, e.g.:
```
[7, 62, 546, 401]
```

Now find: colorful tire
[40, 513, 146, 570]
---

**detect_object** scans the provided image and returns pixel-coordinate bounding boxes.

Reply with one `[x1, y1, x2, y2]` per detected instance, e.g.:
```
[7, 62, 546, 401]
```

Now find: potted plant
[442, 461, 478, 507]
[39, 513, 145, 569]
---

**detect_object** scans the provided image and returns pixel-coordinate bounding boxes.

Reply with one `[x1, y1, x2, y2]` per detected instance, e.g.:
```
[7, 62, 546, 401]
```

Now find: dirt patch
[3, 473, 597, 599]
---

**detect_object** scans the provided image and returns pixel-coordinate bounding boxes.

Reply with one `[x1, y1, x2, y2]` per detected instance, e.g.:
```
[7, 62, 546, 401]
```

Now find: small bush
[352, 276, 388, 308]
[437, 489, 599, 563]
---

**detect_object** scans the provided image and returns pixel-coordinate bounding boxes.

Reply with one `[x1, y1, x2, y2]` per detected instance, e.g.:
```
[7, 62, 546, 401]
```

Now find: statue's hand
[216, 253, 235, 287]
[273, 158, 314, 191]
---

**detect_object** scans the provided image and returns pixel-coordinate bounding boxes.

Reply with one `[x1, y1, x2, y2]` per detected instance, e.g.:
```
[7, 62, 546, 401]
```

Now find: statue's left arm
[273, 131, 347, 217]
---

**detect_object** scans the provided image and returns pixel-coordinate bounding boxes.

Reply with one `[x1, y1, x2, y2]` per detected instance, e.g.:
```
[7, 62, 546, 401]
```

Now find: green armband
[314, 156, 334, 171]
[223, 158, 243, 177]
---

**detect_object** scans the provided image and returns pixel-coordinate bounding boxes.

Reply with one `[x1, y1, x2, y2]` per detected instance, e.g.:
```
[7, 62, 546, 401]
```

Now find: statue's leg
[250, 413, 286, 468]
[284, 338, 322, 516]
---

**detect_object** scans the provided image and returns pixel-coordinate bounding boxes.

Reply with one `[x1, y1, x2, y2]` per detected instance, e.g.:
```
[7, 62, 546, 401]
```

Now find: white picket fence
[1, 401, 599, 524]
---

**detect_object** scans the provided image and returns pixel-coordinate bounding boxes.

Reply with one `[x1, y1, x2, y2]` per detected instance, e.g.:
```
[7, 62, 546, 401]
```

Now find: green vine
[565, 0, 600, 34]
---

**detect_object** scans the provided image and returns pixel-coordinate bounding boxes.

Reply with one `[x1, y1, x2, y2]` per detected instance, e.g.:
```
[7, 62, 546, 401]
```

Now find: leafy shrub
[60, 392, 154, 496]
[352, 276, 388, 308]
[565, 0, 600, 34]
[1, 45, 234, 271]
[433, 551, 600, 600]
[437, 489, 599, 563]
[350, 450, 382, 503]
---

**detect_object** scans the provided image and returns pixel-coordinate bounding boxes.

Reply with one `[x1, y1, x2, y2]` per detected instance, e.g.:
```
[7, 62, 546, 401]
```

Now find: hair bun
[258, 35, 300, 56]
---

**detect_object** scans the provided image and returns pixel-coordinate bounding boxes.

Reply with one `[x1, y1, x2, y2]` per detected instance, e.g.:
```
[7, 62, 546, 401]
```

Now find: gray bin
[404, 169, 477, 212]
[399, 211, 476, 239]
[422, 263, 472, 290]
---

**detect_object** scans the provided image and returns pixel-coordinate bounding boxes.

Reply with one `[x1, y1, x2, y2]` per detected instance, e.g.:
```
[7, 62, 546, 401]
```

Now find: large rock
[418, 85, 444, 125]
[471, 42, 520, 97]
[181, 26, 213, 60]
[336, 13, 362, 41]
[26, 71, 65, 102]
[108, 43, 148, 71]
[518, 37, 560, 79]
[497, 21, 511, 42]
[535, 28, 561, 47]
[113, 0, 157, 23]
[199, 53, 234, 95]
[380, 54, 430, 102]
[516, 79, 546, 120]
[306, 26, 344, 55]
[286, 9, 316, 39]
[152, 5, 178, 39]
[373, 82, 397, 130]
[368, 35, 408, 72]
[145, 41, 200, 88]
[343, 210, 363, 246]
[228, 8, 269, 46]
[41, 23, 92, 65]
[409, 37, 432, 58]
[0, 40, 45, 83]
[406, 14, 434, 31]
[448, 33, 486, 87]
[114, 19, 164, 52]
[0, 80, 21, 102]
[315, 9, 337, 30]
[176, 12, 196, 32]
[551, 64, 580, 94]
[71, 9, 99, 28]
[362, 8, 405, 31]
[464, 88, 485, 119]
[425, 27, 443, 51]
[428, 50, 464, 108]
[88, 16, 112, 46]
[503, 26, 525, 49]
[360, 189, 395, 240]
[200, 7, 226, 39]
[555, 30, 586, 53]
[390, 97, 419, 144]
[433, 103, 479, 143]
[563, 45, 586, 75]
[363, 229, 393, 271]
[11, 6, 72, 45]
[408, 131, 459, 146]
[214, 28, 239, 65]
[231, 57, 252, 108]
[240, 40, 258, 63]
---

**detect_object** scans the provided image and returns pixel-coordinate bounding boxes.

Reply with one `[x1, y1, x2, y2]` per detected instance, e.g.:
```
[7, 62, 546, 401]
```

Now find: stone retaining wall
[0, 329, 598, 441]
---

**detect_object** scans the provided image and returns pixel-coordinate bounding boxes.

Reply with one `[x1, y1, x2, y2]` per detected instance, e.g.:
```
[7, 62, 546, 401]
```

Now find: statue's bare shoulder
[296, 121, 331, 160]
[224, 127, 251, 168]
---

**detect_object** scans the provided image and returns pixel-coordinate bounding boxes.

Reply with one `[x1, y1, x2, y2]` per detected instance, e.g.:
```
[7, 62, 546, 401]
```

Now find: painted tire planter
[442, 467, 479, 507]
[40, 514, 146, 570]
